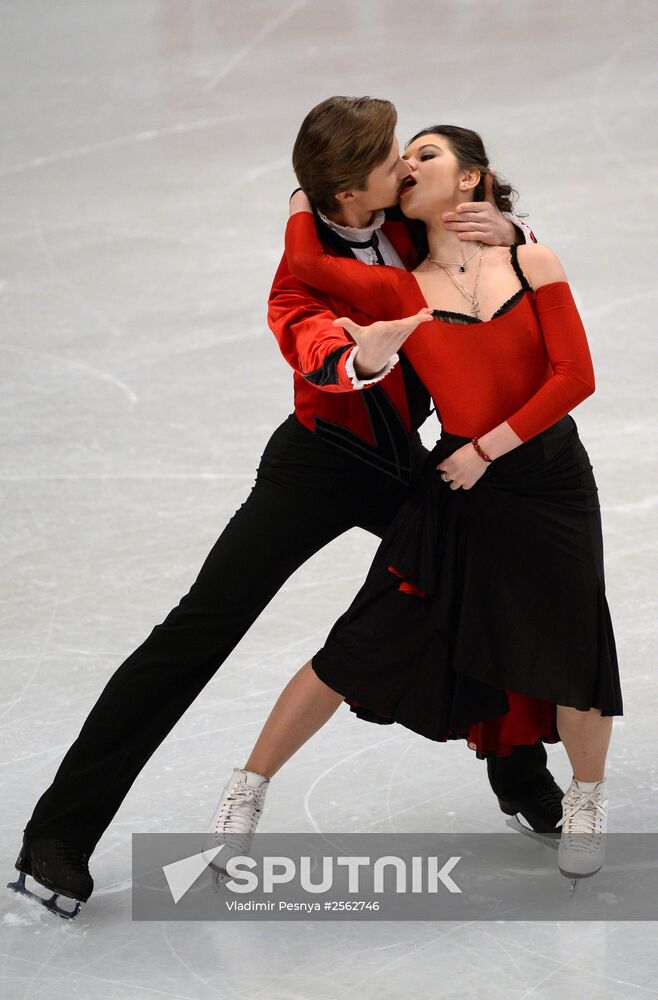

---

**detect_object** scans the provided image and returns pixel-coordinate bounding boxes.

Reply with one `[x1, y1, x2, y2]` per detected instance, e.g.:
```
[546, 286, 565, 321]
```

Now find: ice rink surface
[1, 0, 657, 997]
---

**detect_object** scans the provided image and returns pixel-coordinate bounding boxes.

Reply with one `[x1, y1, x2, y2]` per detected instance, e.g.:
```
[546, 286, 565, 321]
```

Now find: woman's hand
[289, 189, 313, 216]
[333, 308, 434, 378]
[437, 442, 490, 491]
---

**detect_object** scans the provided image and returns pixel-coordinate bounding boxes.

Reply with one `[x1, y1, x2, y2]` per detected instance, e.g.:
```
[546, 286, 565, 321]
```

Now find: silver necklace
[427, 241, 483, 273]
[430, 244, 486, 318]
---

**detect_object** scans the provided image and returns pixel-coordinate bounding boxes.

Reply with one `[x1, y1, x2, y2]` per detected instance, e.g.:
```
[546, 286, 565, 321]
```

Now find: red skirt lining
[348, 563, 560, 758]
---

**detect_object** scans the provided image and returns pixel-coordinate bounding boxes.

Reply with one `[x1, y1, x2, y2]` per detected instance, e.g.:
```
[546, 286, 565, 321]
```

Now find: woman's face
[398, 133, 479, 221]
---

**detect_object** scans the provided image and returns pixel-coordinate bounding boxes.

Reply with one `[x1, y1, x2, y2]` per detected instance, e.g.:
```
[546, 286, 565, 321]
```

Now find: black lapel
[304, 207, 430, 482]
[312, 208, 359, 259]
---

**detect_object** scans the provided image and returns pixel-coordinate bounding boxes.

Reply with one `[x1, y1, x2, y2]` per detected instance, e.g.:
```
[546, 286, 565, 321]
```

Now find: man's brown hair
[292, 96, 397, 216]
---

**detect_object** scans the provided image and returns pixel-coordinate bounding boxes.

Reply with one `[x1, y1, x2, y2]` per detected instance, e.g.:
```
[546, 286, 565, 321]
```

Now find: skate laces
[555, 786, 607, 847]
[213, 782, 267, 835]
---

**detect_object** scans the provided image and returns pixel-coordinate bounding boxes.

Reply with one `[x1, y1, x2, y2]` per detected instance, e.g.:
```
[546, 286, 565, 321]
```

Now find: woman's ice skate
[204, 767, 270, 878]
[556, 776, 608, 897]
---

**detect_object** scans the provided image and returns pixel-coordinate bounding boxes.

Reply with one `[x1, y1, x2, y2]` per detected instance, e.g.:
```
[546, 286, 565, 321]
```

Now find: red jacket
[267, 212, 433, 483]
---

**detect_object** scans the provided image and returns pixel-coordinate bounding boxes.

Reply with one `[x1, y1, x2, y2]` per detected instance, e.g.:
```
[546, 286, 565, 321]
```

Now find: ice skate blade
[559, 864, 602, 899]
[7, 871, 82, 920]
[506, 814, 560, 848]
[560, 873, 593, 899]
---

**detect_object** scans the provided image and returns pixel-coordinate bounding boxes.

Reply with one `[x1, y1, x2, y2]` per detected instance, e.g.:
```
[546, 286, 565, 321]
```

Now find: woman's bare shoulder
[516, 243, 568, 288]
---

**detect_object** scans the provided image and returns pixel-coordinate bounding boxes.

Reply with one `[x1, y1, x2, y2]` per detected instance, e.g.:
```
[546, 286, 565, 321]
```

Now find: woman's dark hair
[406, 125, 518, 214]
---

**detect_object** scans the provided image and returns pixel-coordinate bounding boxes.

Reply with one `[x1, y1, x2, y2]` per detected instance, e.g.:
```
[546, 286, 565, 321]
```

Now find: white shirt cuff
[503, 211, 536, 244]
[345, 345, 399, 388]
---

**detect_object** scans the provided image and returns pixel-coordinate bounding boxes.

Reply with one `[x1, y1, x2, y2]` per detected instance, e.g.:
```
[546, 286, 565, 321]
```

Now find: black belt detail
[314, 385, 413, 483]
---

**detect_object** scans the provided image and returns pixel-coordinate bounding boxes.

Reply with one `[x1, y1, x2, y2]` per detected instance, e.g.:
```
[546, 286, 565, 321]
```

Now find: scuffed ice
[1, 0, 656, 998]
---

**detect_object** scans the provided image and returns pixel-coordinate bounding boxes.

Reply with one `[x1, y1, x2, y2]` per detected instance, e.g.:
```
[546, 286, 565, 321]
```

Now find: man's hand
[436, 442, 490, 491]
[441, 170, 517, 247]
[333, 308, 434, 380]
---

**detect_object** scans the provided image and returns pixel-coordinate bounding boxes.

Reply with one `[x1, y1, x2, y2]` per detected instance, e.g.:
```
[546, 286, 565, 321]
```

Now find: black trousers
[24, 415, 549, 855]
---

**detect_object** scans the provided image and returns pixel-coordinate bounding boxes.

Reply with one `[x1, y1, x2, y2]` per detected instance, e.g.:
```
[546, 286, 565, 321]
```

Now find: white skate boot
[556, 776, 608, 896]
[204, 767, 270, 876]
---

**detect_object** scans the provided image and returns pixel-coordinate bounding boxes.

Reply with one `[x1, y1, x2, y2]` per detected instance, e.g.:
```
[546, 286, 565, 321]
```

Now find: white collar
[317, 208, 386, 242]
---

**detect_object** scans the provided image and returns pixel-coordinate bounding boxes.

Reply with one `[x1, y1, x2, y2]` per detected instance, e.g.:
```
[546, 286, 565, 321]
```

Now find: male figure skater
[11, 96, 560, 917]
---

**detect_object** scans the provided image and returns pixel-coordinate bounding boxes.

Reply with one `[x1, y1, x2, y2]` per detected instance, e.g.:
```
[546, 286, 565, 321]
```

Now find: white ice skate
[556, 776, 608, 897]
[203, 767, 270, 877]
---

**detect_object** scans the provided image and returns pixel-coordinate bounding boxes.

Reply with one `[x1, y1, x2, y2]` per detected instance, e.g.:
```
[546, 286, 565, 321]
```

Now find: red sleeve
[284, 212, 407, 319]
[267, 251, 364, 392]
[506, 282, 596, 441]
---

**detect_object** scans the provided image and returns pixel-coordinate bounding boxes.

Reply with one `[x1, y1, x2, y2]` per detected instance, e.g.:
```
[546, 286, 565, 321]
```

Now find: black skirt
[311, 416, 623, 759]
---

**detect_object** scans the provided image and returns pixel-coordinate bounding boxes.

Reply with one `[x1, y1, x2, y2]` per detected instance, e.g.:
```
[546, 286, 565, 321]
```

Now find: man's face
[344, 137, 412, 214]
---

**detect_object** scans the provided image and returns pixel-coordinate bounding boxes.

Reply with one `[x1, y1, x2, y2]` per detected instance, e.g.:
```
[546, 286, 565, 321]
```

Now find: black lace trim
[510, 242, 532, 291]
[431, 288, 528, 326]
[430, 243, 533, 325]
[431, 308, 480, 326]
[493, 287, 526, 318]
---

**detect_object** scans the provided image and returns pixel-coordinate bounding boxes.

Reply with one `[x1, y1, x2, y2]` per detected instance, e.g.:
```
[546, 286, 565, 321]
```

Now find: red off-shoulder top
[285, 212, 595, 441]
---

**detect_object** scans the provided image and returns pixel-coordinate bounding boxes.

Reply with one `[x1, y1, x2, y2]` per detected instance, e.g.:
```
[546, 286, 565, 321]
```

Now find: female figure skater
[210, 126, 622, 888]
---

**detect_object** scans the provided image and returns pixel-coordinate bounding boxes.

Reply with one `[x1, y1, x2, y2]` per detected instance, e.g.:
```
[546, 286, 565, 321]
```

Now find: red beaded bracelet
[471, 437, 493, 463]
